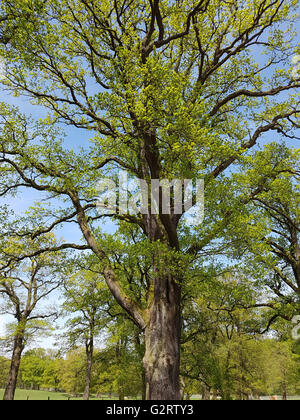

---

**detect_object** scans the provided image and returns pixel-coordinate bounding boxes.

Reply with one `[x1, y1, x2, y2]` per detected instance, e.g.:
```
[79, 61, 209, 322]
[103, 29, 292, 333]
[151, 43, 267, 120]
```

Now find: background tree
[0, 355, 10, 389]
[19, 348, 49, 391]
[40, 351, 63, 392]
[0, 234, 65, 400]
[181, 269, 263, 400]
[61, 267, 112, 400]
[58, 348, 86, 397]
[94, 318, 144, 400]
[225, 144, 300, 324]
[181, 293, 300, 399]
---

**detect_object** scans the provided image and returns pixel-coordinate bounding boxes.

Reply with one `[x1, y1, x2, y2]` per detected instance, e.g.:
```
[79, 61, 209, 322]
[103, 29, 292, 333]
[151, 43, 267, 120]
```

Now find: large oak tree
[0, 0, 299, 399]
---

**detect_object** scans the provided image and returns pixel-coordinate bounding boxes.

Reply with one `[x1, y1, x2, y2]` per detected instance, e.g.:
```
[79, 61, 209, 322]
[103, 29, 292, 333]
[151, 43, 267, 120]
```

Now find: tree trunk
[119, 388, 125, 400]
[133, 330, 146, 400]
[3, 334, 25, 400]
[143, 276, 181, 400]
[201, 385, 211, 400]
[282, 371, 287, 401]
[141, 368, 146, 400]
[83, 339, 93, 401]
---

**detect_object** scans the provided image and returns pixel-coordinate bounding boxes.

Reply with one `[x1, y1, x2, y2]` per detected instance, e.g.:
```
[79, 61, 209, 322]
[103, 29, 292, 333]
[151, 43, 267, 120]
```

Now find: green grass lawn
[2, 389, 299, 401]
[0, 388, 115, 400]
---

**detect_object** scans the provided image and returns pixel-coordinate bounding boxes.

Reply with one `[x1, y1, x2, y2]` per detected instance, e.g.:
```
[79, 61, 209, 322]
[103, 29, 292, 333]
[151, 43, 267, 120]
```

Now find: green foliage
[0, 356, 10, 388]
[20, 349, 49, 390]
[58, 349, 86, 395]
[61, 267, 113, 348]
[181, 307, 300, 399]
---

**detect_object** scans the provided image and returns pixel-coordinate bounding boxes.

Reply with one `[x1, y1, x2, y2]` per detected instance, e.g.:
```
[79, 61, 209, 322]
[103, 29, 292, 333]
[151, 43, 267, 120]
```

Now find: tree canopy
[0, 0, 299, 400]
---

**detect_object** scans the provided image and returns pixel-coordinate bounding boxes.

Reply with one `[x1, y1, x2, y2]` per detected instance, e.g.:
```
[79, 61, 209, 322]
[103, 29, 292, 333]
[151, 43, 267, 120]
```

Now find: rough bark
[143, 275, 181, 400]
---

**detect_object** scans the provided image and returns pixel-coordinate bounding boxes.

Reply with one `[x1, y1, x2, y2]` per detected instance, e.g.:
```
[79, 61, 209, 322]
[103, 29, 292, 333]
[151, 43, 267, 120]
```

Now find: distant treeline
[1, 334, 300, 400]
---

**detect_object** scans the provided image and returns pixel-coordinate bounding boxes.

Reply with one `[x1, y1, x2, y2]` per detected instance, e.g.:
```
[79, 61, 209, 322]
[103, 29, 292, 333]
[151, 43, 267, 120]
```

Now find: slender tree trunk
[223, 348, 232, 400]
[83, 339, 93, 401]
[115, 338, 126, 400]
[119, 388, 125, 400]
[282, 385, 287, 401]
[143, 275, 181, 400]
[282, 370, 287, 401]
[3, 334, 25, 400]
[133, 330, 146, 400]
[141, 369, 146, 400]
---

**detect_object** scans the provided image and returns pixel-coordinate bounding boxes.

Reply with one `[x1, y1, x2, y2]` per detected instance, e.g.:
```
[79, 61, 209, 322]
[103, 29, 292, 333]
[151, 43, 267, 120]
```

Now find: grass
[0, 388, 116, 400]
[1, 388, 299, 401]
